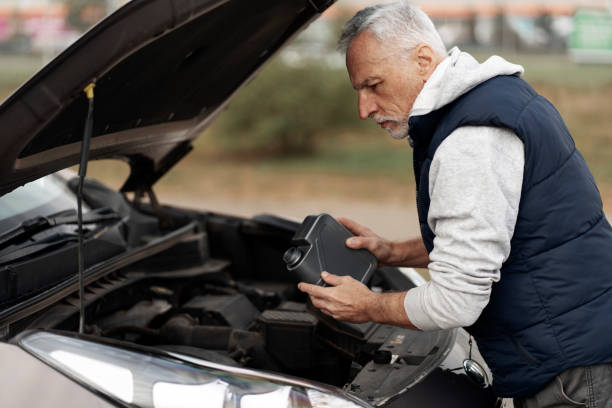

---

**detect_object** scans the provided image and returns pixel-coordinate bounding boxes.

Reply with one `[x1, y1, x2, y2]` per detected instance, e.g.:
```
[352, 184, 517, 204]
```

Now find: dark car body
[0, 1, 499, 406]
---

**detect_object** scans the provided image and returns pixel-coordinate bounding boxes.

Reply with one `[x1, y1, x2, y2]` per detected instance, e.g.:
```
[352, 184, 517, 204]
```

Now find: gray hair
[337, 2, 447, 58]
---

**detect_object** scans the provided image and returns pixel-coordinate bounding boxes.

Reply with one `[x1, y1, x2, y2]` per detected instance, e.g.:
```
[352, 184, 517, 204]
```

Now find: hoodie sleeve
[403, 125, 524, 331]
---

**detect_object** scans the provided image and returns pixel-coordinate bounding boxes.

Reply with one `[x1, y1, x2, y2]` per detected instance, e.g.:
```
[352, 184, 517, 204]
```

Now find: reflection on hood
[410, 47, 524, 118]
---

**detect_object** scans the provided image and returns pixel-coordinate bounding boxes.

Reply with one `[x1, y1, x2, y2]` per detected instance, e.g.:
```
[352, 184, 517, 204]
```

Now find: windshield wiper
[0, 207, 120, 250]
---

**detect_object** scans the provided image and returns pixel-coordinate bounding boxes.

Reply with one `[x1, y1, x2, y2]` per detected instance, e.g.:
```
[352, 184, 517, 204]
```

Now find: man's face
[346, 31, 434, 139]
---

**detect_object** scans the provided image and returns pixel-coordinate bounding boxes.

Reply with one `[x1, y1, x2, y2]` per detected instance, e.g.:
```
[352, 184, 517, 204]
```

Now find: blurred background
[1, 0, 611, 240]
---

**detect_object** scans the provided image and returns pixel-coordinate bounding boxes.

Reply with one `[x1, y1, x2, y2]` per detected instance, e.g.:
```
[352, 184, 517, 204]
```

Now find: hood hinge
[306, 0, 334, 13]
[0, 323, 9, 340]
[133, 187, 174, 230]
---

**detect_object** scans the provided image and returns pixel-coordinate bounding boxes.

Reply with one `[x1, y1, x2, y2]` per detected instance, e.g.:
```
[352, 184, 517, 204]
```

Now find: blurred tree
[209, 59, 367, 157]
[64, 0, 108, 32]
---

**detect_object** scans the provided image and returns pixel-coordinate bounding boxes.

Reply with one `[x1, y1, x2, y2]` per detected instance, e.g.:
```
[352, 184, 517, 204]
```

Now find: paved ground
[166, 195, 421, 241]
[166, 194, 611, 241]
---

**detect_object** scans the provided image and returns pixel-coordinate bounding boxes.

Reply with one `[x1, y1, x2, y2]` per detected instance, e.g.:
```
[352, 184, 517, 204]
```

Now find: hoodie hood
[410, 47, 524, 119]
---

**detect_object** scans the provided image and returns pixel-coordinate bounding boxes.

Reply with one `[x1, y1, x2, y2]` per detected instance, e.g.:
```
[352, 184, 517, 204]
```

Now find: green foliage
[64, 0, 108, 32]
[0, 55, 41, 102]
[208, 59, 368, 157]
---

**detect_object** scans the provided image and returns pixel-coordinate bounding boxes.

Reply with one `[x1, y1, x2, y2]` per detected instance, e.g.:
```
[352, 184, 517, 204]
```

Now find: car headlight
[18, 331, 372, 408]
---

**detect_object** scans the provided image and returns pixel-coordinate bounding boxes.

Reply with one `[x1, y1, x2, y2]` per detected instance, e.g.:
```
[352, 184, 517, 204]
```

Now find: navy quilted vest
[410, 75, 612, 397]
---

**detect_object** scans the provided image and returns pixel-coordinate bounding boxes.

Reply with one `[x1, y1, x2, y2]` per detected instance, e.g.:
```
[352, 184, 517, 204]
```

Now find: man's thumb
[346, 237, 364, 249]
[347, 237, 375, 251]
[321, 271, 343, 286]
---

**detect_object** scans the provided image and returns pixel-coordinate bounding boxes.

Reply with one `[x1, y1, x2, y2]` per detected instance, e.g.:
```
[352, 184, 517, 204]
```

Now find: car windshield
[0, 174, 80, 231]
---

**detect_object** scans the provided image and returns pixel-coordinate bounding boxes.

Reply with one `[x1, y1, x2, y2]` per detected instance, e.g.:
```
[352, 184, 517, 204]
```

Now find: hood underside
[0, 0, 334, 197]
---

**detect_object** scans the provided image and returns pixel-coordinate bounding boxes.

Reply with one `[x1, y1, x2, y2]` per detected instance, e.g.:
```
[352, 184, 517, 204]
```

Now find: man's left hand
[297, 272, 375, 323]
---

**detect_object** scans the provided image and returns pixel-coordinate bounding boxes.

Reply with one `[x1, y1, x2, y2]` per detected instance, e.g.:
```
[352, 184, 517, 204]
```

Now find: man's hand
[337, 217, 397, 266]
[298, 271, 420, 330]
[338, 217, 430, 268]
[297, 271, 375, 323]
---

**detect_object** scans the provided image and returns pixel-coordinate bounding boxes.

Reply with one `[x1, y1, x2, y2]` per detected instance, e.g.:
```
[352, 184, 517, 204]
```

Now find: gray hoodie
[402, 48, 526, 330]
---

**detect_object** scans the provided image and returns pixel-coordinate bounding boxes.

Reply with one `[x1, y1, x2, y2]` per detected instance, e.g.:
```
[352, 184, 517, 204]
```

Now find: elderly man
[297, 2, 612, 406]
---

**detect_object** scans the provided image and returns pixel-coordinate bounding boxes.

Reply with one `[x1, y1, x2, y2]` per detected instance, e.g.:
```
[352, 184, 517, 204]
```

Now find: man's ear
[415, 44, 436, 76]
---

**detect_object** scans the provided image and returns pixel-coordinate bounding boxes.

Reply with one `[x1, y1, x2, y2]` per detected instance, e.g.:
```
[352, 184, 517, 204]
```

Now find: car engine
[3, 180, 497, 406]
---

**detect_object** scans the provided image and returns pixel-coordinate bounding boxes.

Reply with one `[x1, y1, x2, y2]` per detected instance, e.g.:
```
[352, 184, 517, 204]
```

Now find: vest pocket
[473, 324, 562, 394]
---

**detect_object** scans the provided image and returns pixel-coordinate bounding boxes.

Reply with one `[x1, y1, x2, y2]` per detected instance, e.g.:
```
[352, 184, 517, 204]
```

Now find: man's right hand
[337, 217, 398, 266]
[337, 217, 430, 268]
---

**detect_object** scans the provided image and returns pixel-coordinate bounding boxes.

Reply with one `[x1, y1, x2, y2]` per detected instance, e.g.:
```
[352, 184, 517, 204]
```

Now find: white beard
[373, 115, 410, 140]
[385, 121, 410, 140]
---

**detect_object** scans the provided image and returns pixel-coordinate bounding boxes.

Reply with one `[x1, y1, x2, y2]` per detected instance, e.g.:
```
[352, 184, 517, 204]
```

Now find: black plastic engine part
[0, 223, 127, 307]
[276, 301, 307, 312]
[374, 350, 392, 364]
[159, 314, 233, 350]
[157, 313, 276, 371]
[182, 294, 259, 330]
[257, 309, 317, 370]
[312, 307, 393, 360]
[226, 329, 278, 370]
[129, 231, 209, 271]
[97, 299, 172, 330]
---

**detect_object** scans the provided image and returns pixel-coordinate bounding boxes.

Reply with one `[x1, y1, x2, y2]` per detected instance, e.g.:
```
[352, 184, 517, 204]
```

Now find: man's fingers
[297, 281, 328, 298]
[308, 296, 336, 318]
[346, 236, 366, 249]
[321, 271, 348, 286]
[346, 236, 379, 252]
[310, 295, 326, 309]
[337, 217, 371, 237]
[309, 295, 336, 318]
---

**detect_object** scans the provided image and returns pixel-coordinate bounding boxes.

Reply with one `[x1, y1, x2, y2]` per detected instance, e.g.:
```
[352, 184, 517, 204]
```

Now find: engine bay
[1, 178, 477, 405]
[20, 220, 448, 391]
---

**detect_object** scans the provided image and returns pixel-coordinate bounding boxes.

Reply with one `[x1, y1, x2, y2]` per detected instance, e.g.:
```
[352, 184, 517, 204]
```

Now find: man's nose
[358, 92, 376, 120]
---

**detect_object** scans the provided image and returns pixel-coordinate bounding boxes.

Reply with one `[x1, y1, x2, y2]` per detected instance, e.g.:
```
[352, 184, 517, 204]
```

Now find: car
[0, 0, 500, 406]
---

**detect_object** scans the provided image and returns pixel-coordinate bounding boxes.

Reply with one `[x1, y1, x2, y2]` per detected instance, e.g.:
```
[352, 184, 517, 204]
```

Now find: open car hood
[0, 0, 334, 197]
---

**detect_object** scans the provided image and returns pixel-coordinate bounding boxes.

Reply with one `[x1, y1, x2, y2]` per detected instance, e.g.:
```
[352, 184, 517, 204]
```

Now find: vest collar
[408, 106, 449, 149]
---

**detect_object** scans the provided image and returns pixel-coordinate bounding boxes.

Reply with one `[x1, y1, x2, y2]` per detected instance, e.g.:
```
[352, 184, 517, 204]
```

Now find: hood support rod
[77, 82, 95, 334]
